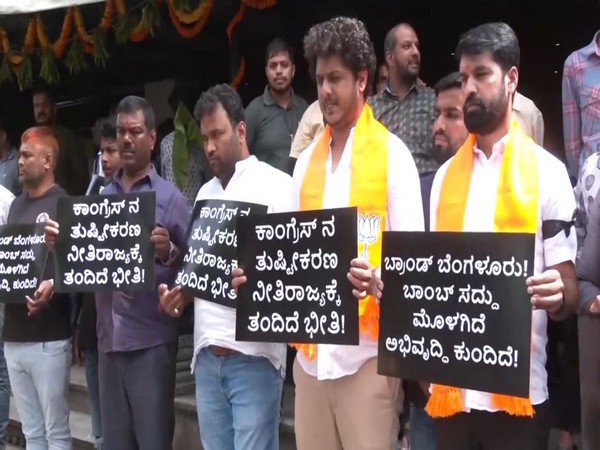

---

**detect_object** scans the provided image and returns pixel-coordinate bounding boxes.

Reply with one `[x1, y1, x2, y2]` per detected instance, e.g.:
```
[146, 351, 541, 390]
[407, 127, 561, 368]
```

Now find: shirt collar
[473, 134, 509, 162]
[583, 30, 600, 58]
[262, 86, 299, 109]
[112, 165, 159, 190]
[384, 81, 419, 98]
[512, 92, 524, 112]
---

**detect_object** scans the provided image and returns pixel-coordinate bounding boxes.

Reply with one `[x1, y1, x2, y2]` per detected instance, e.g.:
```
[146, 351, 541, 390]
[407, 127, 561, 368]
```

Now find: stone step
[8, 396, 95, 450]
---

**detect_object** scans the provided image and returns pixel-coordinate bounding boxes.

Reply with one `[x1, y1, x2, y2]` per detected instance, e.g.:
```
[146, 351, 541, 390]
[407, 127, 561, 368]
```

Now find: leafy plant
[172, 101, 202, 188]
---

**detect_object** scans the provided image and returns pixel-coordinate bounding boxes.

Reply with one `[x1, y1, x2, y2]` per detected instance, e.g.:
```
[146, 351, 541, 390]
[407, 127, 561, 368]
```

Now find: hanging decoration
[0, 0, 278, 87]
[167, 0, 213, 39]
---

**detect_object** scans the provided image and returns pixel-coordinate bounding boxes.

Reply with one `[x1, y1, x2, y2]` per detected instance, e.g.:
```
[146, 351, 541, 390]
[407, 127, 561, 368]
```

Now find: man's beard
[269, 81, 290, 95]
[463, 88, 509, 135]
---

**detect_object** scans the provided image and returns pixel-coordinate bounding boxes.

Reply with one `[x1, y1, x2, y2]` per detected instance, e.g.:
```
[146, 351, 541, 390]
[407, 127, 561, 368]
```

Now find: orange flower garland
[36, 7, 73, 58]
[167, 0, 210, 24]
[229, 56, 245, 89]
[167, 0, 213, 38]
[226, 2, 246, 44]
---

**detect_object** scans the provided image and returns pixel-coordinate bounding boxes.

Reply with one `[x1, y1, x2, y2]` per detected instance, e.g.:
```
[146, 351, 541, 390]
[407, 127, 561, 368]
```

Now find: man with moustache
[45, 97, 190, 450]
[4, 126, 71, 449]
[32, 84, 89, 195]
[419, 72, 469, 230]
[369, 23, 437, 176]
[158, 84, 291, 450]
[425, 23, 577, 450]
[245, 38, 308, 173]
[234, 17, 423, 450]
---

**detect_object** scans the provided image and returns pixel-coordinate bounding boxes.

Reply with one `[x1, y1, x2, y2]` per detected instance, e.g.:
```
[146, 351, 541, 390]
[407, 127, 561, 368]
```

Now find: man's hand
[232, 268, 247, 292]
[158, 284, 185, 318]
[151, 225, 171, 261]
[25, 279, 54, 317]
[347, 258, 383, 300]
[44, 220, 60, 252]
[527, 269, 565, 314]
[73, 328, 85, 366]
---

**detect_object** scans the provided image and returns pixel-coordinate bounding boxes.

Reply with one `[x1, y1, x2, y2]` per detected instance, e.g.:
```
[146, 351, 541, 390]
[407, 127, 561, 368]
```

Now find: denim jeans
[5, 340, 72, 450]
[409, 404, 436, 450]
[194, 347, 283, 450]
[84, 348, 102, 448]
[0, 305, 9, 449]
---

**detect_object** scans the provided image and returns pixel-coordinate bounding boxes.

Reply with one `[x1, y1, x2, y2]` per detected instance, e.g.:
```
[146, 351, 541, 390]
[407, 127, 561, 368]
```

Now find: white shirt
[191, 156, 292, 376]
[429, 137, 576, 409]
[292, 128, 424, 380]
[0, 184, 14, 225]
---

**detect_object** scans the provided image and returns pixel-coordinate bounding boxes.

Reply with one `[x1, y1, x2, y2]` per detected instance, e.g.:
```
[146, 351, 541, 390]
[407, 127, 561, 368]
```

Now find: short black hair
[32, 82, 56, 104]
[383, 23, 415, 54]
[455, 22, 520, 72]
[303, 17, 376, 88]
[116, 95, 156, 130]
[265, 38, 294, 65]
[99, 115, 117, 140]
[193, 84, 245, 126]
[434, 72, 462, 95]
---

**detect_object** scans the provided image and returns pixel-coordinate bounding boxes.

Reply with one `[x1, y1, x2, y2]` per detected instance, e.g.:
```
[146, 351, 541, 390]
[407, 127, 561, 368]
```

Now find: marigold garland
[167, 0, 210, 25]
[226, 2, 246, 44]
[229, 56, 245, 89]
[167, 0, 213, 38]
[0, 0, 278, 87]
[36, 7, 73, 58]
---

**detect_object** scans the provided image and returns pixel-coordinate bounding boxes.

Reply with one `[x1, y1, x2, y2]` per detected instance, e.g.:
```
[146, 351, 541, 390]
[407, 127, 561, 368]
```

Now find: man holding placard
[4, 126, 71, 449]
[233, 17, 423, 450]
[158, 84, 291, 450]
[425, 23, 577, 449]
[45, 97, 190, 450]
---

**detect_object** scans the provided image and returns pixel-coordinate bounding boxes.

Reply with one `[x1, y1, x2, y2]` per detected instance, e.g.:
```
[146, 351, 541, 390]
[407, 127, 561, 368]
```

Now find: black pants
[435, 401, 551, 450]
[99, 343, 178, 450]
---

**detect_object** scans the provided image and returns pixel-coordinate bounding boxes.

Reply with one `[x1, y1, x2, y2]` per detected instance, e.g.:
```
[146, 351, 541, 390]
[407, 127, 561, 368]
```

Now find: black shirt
[3, 184, 72, 342]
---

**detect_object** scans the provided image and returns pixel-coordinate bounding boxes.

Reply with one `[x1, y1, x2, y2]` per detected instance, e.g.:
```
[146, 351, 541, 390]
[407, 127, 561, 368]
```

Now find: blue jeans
[0, 305, 10, 448]
[194, 347, 283, 450]
[5, 339, 72, 450]
[84, 349, 102, 448]
[409, 404, 436, 450]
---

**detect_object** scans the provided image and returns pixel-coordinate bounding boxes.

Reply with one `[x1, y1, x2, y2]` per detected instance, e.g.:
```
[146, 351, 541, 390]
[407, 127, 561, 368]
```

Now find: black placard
[0, 223, 48, 303]
[175, 199, 268, 308]
[378, 232, 535, 398]
[236, 207, 358, 344]
[54, 192, 156, 293]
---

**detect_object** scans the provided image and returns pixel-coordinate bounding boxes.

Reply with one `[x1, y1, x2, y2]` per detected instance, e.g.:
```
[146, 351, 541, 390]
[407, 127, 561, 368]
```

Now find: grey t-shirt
[245, 86, 308, 172]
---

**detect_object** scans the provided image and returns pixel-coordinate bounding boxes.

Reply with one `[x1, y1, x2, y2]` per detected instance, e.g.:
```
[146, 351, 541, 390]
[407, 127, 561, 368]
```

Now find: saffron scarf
[293, 103, 388, 359]
[426, 119, 538, 418]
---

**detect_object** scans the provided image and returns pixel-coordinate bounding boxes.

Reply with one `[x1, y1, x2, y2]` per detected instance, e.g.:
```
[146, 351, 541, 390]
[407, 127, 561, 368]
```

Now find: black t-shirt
[3, 184, 72, 342]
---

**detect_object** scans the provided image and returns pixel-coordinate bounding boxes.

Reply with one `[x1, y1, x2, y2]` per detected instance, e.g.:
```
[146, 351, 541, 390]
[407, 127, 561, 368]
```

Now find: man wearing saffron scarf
[234, 17, 423, 450]
[426, 23, 578, 450]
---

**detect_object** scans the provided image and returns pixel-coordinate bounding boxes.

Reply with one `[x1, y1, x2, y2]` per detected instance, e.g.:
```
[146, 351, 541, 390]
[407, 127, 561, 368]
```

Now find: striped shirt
[562, 31, 600, 177]
[368, 83, 437, 175]
[96, 166, 191, 353]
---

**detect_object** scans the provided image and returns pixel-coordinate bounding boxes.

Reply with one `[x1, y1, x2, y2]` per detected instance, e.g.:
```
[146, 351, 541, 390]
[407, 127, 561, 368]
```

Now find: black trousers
[99, 342, 178, 450]
[434, 401, 551, 450]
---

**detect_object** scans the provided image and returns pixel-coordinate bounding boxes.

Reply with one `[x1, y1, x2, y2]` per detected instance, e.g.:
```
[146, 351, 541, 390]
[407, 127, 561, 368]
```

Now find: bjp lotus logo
[358, 214, 381, 259]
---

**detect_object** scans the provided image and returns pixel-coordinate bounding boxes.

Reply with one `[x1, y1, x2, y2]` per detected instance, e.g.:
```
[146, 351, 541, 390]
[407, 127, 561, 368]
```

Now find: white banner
[0, 0, 104, 15]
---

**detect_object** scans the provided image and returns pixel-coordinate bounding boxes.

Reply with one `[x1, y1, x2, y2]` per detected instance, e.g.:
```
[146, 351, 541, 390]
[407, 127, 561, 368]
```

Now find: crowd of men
[0, 13, 598, 450]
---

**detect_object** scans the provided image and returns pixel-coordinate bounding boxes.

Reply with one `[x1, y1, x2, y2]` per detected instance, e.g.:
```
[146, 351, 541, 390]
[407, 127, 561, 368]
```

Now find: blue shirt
[95, 166, 191, 353]
[0, 147, 20, 196]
